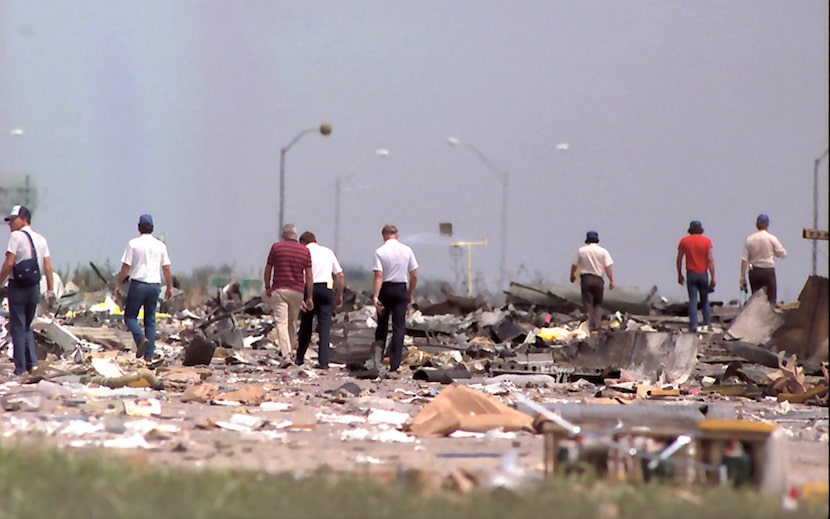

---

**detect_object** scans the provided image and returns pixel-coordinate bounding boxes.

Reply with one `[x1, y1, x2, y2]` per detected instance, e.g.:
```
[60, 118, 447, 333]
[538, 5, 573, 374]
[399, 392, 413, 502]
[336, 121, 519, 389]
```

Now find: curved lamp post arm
[279, 123, 332, 231]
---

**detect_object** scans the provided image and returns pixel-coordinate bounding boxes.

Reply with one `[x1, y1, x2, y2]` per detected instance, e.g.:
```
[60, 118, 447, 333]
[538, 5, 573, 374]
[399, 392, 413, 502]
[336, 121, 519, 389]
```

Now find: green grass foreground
[0, 447, 825, 519]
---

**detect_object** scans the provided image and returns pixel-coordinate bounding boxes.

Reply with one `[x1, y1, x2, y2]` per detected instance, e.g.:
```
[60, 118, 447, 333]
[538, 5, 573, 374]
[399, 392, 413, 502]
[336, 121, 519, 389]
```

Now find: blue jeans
[124, 280, 160, 360]
[686, 270, 711, 330]
[8, 282, 40, 375]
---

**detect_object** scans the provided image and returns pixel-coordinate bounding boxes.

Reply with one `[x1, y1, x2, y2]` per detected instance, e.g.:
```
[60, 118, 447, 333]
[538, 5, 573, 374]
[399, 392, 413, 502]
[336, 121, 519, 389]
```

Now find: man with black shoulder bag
[0, 205, 54, 376]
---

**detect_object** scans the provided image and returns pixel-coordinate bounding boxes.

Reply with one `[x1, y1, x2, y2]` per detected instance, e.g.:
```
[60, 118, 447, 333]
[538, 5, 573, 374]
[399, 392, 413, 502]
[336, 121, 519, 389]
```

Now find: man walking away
[676, 220, 716, 332]
[372, 224, 418, 373]
[0, 205, 54, 376]
[296, 231, 344, 369]
[569, 230, 615, 332]
[740, 214, 786, 306]
[264, 223, 313, 363]
[115, 214, 174, 362]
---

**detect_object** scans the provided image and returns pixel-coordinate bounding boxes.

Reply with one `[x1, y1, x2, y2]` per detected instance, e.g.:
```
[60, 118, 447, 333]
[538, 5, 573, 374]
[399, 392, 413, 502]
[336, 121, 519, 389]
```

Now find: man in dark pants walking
[296, 231, 344, 369]
[740, 214, 787, 306]
[372, 224, 418, 373]
[0, 205, 55, 376]
[569, 230, 615, 332]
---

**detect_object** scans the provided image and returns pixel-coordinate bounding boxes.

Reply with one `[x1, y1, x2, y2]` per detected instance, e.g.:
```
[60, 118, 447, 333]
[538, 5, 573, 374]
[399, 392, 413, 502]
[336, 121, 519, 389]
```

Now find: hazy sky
[1, 1, 827, 302]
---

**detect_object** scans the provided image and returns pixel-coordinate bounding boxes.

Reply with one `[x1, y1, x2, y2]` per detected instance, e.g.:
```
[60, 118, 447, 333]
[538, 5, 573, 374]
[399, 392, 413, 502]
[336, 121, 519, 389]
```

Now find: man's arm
[333, 271, 344, 308]
[162, 264, 174, 300]
[772, 237, 787, 258]
[605, 265, 615, 290]
[372, 270, 383, 310]
[569, 264, 578, 283]
[707, 247, 716, 288]
[407, 268, 418, 304]
[304, 268, 314, 311]
[0, 252, 16, 285]
[739, 259, 748, 290]
[43, 256, 54, 293]
[263, 264, 273, 297]
[676, 250, 685, 285]
[114, 262, 131, 303]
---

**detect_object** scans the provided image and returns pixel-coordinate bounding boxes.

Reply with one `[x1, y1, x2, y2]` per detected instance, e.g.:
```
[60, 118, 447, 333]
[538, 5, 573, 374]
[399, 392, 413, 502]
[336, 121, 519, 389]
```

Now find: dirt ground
[1, 338, 827, 494]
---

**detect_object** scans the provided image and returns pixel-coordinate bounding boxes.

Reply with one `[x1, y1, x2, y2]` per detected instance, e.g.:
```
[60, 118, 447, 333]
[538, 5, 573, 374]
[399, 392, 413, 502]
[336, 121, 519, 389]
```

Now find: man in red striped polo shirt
[264, 224, 313, 362]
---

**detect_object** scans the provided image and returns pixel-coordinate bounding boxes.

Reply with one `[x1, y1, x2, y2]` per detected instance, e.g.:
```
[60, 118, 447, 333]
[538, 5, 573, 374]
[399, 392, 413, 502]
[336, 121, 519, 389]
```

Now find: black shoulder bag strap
[22, 230, 39, 272]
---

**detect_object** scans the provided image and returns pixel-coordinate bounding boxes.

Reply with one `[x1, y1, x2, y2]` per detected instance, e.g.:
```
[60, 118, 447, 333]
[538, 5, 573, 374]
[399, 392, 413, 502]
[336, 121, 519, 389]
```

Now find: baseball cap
[756, 214, 770, 225]
[689, 220, 703, 229]
[4, 205, 31, 222]
[585, 230, 599, 241]
[139, 214, 154, 228]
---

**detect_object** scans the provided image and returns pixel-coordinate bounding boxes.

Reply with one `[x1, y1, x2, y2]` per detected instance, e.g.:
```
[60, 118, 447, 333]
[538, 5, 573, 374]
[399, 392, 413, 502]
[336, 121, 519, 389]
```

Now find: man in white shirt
[0, 205, 55, 376]
[569, 230, 615, 332]
[296, 231, 344, 369]
[115, 214, 174, 361]
[740, 214, 786, 305]
[372, 224, 418, 373]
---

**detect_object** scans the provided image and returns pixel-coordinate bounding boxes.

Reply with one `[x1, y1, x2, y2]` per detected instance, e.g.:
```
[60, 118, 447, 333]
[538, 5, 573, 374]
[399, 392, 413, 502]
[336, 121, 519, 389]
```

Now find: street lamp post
[334, 148, 389, 254]
[279, 123, 332, 231]
[448, 137, 509, 290]
[813, 149, 828, 275]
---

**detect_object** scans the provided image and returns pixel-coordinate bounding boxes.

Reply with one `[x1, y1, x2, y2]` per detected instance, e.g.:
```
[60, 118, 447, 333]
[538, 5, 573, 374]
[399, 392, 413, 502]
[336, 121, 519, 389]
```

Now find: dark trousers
[749, 267, 777, 305]
[8, 281, 40, 375]
[375, 282, 408, 371]
[580, 274, 605, 331]
[297, 283, 334, 367]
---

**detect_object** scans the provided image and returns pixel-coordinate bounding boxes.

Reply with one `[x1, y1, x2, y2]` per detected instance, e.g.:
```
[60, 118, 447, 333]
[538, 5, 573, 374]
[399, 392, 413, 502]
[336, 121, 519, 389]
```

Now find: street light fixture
[813, 148, 828, 275]
[334, 148, 389, 253]
[278, 123, 332, 231]
[448, 136, 509, 290]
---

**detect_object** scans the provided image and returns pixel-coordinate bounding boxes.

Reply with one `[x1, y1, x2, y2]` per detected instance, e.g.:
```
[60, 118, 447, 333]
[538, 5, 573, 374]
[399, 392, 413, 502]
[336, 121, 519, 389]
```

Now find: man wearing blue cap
[740, 214, 786, 305]
[115, 214, 174, 361]
[676, 220, 716, 331]
[570, 230, 615, 332]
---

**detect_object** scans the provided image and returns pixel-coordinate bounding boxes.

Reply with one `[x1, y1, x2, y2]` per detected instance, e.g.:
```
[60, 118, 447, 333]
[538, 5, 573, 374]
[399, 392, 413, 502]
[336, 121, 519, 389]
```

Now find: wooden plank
[802, 228, 829, 240]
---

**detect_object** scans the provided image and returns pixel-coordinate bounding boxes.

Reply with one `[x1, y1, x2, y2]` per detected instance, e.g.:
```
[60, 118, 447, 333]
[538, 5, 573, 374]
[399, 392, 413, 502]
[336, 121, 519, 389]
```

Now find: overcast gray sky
[1, 0, 827, 302]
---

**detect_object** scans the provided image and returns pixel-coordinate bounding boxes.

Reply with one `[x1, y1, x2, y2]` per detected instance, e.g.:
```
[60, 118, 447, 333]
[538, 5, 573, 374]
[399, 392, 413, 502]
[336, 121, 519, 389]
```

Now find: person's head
[688, 220, 704, 235]
[4, 205, 31, 231]
[281, 223, 298, 240]
[585, 230, 599, 244]
[138, 213, 154, 234]
[381, 224, 398, 241]
[756, 213, 770, 230]
[299, 231, 316, 245]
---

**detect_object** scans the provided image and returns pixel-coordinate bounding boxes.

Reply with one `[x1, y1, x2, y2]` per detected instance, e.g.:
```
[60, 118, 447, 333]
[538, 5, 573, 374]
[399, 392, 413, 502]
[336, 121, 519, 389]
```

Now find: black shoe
[136, 338, 149, 359]
[312, 363, 329, 370]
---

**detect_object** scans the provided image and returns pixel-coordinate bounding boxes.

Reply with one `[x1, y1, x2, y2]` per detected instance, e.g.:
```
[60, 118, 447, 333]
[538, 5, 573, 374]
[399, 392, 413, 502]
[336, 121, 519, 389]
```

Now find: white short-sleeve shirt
[7, 225, 50, 273]
[573, 243, 613, 278]
[120, 234, 171, 284]
[742, 230, 787, 268]
[373, 239, 418, 283]
[307, 242, 343, 284]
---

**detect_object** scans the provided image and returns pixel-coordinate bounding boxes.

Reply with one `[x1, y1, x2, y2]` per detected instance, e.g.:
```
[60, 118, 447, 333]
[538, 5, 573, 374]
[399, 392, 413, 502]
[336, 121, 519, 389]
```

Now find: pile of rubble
[0, 274, 827, 502]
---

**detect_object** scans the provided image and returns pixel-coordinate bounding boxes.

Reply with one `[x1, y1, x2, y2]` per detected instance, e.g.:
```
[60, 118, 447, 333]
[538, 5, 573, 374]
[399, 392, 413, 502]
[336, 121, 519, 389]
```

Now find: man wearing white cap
[115, 214, 174, 361]
[0, 205, 54, 376]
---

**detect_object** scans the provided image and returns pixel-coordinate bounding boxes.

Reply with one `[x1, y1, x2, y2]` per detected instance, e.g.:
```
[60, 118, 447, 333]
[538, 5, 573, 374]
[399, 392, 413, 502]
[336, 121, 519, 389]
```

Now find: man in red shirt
[264, 224, 313, 362]
[676, 220, 716, 332]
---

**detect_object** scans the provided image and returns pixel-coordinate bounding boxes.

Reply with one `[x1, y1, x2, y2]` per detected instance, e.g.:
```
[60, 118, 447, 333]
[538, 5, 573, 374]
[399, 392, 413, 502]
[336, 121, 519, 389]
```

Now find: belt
[749, 265, 774, 270]
[131, 279, 160, 285]
[382, 281, 406, 286]
[313, 282, 331, 287]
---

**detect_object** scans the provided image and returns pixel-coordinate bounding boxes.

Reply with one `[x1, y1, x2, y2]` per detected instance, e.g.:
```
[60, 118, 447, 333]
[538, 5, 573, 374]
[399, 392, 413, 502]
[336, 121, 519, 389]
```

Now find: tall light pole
[334, 148, 389, 253]
[448, 136, 509, 290]
[279, 123, 332, 231]
[813, 148, 828, 275]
